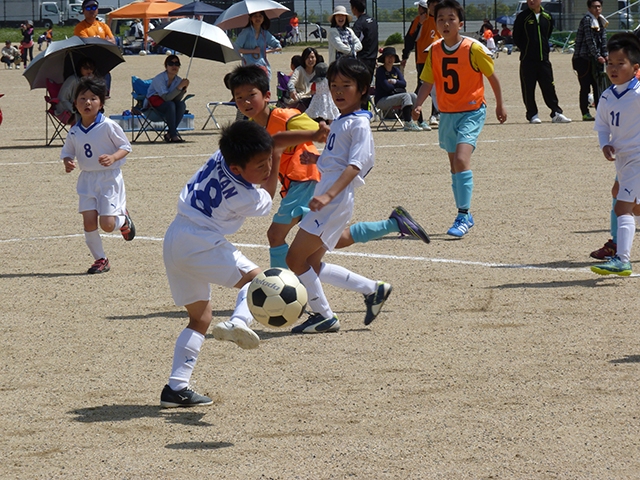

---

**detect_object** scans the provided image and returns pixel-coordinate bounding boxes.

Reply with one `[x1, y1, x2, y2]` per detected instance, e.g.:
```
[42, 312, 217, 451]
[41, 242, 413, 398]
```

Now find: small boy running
[61, 77, 135, 274]
[413, 0, 506, 237]
[228, 65, 430, 268]
[160, 121, 326, 407]
[591, 33, 640, 276]
[286, 57, 392, 334]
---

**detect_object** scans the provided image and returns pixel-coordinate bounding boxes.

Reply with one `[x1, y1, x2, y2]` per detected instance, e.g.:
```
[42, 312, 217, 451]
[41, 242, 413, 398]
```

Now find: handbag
[148, 95, 164, 107]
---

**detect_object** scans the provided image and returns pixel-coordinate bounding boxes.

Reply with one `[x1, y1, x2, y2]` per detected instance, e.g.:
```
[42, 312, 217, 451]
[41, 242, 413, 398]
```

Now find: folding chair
[130, 76, 168, 143]
[276, 71, 292, 108]
[368, 87, 404, 131]
[130, 76, 194, 143]
[45, 79, 75, 146]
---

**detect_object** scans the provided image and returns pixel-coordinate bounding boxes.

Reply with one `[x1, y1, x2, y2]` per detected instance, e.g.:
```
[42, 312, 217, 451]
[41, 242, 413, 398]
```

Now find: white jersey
[60, 113, 131, 171]
[595, 78, 640, 159]
[176, 150, 273, 234]
[316, 110, 374, 192]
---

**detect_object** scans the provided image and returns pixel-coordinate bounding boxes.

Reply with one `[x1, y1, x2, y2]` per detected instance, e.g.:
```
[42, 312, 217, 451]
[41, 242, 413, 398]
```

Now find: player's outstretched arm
[487, 73, 506, 123]
[260, 152, 282, 199]
[272, 130, 321, 150]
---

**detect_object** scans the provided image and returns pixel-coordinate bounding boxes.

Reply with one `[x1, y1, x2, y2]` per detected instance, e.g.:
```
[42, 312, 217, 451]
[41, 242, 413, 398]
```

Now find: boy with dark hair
[228, 65, 430, 268]
[413, 0, 506, 238]
[160, 121, 326, 407]
[591, 33, 640, 276]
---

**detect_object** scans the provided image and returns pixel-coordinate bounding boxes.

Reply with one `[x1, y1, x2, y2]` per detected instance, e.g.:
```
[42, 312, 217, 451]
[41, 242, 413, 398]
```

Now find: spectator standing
[350, 0, 379, 77]
[327, 6, 362, 63]
[513, 0, 571, 123]
[401, 0, 441, 129]
[73, 0, 115, 44]
[572, 0, 608, 121]
[19, 21, 34, 69]
[234, 11, 282, 81]
[289, 12, 300, 43]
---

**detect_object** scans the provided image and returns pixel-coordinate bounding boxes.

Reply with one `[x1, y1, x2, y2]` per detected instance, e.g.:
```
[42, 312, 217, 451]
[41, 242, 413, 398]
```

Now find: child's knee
[99, 216, 116, 232]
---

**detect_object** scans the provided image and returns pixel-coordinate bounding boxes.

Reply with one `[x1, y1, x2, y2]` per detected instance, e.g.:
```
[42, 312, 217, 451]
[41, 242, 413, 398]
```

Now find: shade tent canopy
[107, 0, 184, 49]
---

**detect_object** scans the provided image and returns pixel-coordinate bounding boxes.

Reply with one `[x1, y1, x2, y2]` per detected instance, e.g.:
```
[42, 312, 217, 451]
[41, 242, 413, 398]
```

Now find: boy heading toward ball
[160, 121, 326, 408]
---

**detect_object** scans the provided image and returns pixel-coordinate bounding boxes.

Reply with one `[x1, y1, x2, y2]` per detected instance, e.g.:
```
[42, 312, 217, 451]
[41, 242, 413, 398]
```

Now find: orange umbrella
[107, 0, 184, 50]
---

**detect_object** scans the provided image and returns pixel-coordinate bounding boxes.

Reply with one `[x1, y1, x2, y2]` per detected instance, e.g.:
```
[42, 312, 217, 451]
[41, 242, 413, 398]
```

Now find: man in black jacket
[513, 0, 571, 123]
[350, 0, 379, 76]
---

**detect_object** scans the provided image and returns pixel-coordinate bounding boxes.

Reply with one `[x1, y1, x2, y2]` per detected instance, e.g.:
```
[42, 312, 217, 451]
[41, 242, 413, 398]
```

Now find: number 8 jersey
[421, 37, 494, 113]
[60, 113, 131, 171]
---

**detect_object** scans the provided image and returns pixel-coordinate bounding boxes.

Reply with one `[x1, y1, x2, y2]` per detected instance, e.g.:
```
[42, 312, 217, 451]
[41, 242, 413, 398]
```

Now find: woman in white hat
[327, 5, 362, 63]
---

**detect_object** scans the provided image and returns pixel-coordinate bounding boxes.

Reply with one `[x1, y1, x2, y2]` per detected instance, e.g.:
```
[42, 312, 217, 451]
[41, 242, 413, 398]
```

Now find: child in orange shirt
[414, 0, 506, 238]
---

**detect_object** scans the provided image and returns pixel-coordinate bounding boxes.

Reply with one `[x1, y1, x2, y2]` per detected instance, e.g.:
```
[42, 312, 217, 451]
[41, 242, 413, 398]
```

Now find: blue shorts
[272, 180, 316, 225]
[438, 105, 486, 153]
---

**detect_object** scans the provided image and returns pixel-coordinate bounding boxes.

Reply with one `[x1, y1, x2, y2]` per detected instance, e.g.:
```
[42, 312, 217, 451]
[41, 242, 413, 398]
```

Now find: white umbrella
[149, 18, 240, 78]
[214, 0, 289, 31]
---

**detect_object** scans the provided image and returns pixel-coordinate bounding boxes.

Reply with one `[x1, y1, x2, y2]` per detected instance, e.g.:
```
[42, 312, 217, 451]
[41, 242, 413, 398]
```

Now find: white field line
[0, 135, 595, 166]
[0, 233, 623, 276]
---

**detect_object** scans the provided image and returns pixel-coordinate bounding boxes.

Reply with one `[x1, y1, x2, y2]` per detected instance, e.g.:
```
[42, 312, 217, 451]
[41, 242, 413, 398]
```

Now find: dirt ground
[1, 44, 639, 479]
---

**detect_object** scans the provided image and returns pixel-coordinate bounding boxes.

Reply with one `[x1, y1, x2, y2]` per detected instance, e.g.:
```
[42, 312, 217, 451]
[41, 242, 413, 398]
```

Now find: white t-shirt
[60, 113, 131, 171]
[315, 110, 374, 192]
[176, 151, 273, 234]
[595, 78, 640, 159]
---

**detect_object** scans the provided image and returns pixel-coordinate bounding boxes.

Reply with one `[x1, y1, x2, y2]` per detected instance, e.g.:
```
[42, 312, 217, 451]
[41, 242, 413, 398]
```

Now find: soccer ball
[247, 268, 308, 328]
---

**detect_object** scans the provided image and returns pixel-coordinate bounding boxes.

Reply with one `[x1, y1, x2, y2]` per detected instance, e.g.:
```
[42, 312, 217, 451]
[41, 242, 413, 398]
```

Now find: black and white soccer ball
[247, 268, 308, 328]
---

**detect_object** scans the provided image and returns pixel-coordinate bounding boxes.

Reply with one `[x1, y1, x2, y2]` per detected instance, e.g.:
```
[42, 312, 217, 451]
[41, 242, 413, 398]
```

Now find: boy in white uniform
[286, 57, 392, 334]
[161, 121, 326, 407]
[61, 77, 135, 275]
[591, 33, 640, 276]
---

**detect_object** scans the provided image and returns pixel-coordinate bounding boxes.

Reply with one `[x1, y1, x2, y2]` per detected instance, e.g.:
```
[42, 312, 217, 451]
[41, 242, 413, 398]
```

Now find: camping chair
[276, 71, 292, 108]
[45, 79, 75, 146]
[368, 87, 404, 131]
[130, 76, 194, 143]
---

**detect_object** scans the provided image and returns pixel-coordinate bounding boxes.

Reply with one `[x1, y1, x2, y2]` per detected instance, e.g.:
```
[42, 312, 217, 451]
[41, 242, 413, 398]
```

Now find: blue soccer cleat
[591, 255, 632, 276]
[291, 313, 340, 334]
[447, 213, 474, 238]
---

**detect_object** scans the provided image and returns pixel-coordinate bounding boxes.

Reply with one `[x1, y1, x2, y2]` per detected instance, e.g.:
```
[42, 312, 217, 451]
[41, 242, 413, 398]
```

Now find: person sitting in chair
[145, 54, 189, 143]
[57, 58, 97, 118]
[375, 46, 423, 131]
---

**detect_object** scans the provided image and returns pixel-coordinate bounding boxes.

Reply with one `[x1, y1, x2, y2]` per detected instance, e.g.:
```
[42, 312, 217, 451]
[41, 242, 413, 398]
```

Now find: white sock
[616, 214, 635, 263]
[114, 215, 125, 230]
[299, 268, 333, 319]
[229, 284, 252, 327]
[168, 328, 205, 391]
[318, 262, 376, 295]
[84, 229, 105, 260]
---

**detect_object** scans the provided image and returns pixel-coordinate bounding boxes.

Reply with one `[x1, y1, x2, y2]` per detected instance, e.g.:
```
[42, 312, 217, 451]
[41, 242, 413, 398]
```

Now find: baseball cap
[82, 0, 99, 9]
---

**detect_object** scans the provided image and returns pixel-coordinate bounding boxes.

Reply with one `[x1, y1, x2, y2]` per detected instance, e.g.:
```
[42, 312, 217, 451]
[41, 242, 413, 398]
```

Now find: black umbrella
[23, 36, 124, 89]
[168, 1, 223, 17]
[149, 18, 240, 78]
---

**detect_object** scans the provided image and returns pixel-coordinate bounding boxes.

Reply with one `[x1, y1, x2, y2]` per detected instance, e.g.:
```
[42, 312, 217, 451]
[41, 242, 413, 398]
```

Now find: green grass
[0, 26, 77, 45]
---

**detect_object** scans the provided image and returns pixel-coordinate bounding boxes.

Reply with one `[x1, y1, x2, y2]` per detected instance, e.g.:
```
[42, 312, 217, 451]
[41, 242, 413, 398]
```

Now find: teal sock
[451, 172, 459, 208]
[454, 170, 474, 212]
[269, 244, 289, 268]
[611, 198, 618, 243]
[350, 219, 399, 244]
